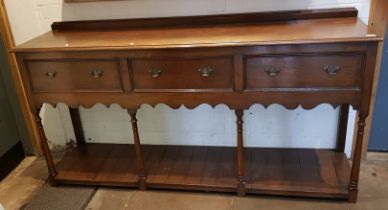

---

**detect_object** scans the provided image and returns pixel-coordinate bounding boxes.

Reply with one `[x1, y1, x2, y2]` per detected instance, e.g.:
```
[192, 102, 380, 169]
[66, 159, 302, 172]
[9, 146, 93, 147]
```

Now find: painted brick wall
[5, 0, 370, 157]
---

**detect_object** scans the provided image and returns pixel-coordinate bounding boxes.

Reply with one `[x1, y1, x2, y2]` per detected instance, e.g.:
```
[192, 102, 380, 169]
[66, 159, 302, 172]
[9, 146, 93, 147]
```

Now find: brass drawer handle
[323, 64, 341, 76]
[264, 66, 281, 76]
[89, 69, 103, 78]
[45, 71, 57, 79]
[198, 67, 213, 77]
[324, 65, 341, 75]
[149, 68, 162, 78]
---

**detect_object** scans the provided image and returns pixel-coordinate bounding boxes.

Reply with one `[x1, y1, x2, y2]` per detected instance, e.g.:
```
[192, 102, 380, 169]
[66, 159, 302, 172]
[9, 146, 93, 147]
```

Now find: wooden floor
[54, 144, 350, 198]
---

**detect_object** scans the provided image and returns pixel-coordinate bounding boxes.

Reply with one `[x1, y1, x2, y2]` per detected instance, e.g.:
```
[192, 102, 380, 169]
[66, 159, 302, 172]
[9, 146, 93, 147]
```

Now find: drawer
[26, 59, 123, 92]
[245, 54, 365, 89]
[131, 57, 233, 91]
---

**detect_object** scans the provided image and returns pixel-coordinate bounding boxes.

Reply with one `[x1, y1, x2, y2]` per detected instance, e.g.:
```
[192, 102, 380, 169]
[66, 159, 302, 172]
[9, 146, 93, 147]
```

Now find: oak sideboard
[12, 8, 382, 202]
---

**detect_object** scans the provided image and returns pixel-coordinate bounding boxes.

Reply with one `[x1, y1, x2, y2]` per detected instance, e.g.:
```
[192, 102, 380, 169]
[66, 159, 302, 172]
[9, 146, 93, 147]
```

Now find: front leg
[128, 109, 147, 190]
[35, 108, 57, 186]
[235, 109, 246, 196]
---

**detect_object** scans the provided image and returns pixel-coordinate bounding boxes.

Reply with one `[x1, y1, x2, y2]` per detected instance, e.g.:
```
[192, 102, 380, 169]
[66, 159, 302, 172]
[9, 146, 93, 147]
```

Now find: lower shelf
[142, 145, 237, 192]
[55, 144, 139, 186]
[245, 148, 351, 199]
[54, 144, 351, 199]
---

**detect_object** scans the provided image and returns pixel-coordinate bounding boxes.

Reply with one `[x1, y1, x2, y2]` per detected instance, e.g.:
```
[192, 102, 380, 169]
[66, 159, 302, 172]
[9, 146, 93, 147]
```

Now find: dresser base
[53, 144, 350, 199]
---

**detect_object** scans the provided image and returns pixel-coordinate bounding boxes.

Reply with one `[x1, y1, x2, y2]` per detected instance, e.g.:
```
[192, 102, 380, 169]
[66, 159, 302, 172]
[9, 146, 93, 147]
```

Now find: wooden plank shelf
[55, 144, 139, 186]
[143, 145, 237, 192]
[54, 144, 350, 199]
[245, 148, 350, 198]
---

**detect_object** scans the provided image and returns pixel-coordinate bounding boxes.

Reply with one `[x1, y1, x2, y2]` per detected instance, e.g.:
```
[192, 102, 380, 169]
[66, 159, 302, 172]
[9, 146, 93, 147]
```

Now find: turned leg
[336, 104, 350, 152]
[348, 113, 367, 203]
[128, 109, 147, 190]
[235, 109, 246, 196]
[69, 108, 86, 145]
[35, 109, 57, 186]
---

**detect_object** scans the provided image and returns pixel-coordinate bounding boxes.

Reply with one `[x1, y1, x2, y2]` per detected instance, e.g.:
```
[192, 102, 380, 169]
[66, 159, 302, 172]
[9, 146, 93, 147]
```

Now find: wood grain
[55, 144, 351, 199]
[26, 59, 123, 92]
[52, 8, 358, 30]
[16, 43, 374, 110]
[13, 10, 382, 202]
[128, 110, 147, 189]
[235, 110, 245, 195]
[245, 53, 365, 89]
[131, 57, 233, 91]
[246, 148, 350, 198]
[14, 17, 379, 52]
[56, 144, 138, 186]
[348, 42, 378, 203]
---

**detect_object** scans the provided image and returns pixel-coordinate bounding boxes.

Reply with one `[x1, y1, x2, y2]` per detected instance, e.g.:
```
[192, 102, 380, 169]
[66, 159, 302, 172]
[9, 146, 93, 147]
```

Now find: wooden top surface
[14, 17, 379, 52]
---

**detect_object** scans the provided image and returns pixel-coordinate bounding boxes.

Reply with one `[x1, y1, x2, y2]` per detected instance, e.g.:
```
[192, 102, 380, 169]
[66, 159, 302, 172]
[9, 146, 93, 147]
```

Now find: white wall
[5, 0, 370, 157]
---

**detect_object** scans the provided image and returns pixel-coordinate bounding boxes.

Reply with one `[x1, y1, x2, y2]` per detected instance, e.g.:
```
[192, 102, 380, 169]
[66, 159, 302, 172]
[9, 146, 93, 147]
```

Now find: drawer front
[26, 60, 123, 92]
[245, 54, 365, 89]
[131, 57, 233, 91]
